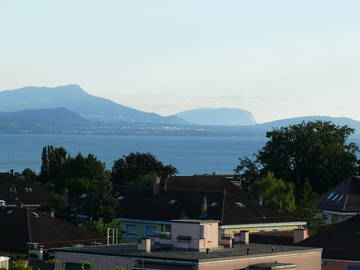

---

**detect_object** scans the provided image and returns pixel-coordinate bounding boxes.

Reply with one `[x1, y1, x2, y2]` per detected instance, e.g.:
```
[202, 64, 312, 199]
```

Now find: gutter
[115, 218, 171, 225]
[220, 221, 306, 229]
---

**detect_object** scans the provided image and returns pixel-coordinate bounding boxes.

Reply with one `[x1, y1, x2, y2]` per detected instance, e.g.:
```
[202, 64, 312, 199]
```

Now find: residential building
[114, 176, 305, 239]
[317, 176, 360, 224]
[0, 207, 105, 257]
[55, 219, 322, 270]
[299, 214, 360, 270]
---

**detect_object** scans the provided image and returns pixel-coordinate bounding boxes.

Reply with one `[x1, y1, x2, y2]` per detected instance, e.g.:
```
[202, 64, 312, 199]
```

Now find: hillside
[174, 108, 257, 126]
[0, 85, 185, 124]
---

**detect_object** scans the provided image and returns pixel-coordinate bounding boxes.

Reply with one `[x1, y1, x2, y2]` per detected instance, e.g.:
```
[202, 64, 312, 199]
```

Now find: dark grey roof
[55, 243, 320, 262]
[317, 176, 360, 212]
[0, 172, 50, 206]
[298, 214, 360, 260]
[0, 207, 105, 252]
[114, 186, 298, 225]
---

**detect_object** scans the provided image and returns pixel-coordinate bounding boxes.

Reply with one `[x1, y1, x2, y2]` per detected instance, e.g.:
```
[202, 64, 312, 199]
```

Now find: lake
[0, 134, 267, 175]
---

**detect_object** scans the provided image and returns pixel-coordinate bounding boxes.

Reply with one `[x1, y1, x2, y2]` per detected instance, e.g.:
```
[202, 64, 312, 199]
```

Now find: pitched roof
[0, 207, 105, 252]
[165, 175, 243, 195]
[317, 176, 360, 212]
[114, 186, 298, 225]
[0, 173, 50, 206]
[299, 214, 360, 260]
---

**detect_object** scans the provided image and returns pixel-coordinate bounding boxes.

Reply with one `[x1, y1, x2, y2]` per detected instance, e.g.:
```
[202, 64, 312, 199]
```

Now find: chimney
[201, 195, 208, 217]
[138, 238, 151, 253]
[294, 228, 309, 244]
[240, 230, 249, 244]
[153, 176, 161, 195]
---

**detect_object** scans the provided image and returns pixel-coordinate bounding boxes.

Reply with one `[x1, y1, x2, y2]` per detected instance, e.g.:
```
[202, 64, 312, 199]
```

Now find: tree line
[234, 120, 360, 231]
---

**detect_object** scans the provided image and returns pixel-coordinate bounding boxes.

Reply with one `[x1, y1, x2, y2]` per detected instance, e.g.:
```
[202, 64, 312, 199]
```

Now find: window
[126, 224, 138, 238]
[144, 225, 156, 237]
[65, 263, 90, 270]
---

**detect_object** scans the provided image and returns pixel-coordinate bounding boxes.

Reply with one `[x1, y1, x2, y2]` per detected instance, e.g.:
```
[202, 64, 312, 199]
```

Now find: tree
[79, 218, 121, 236]
[235, 121, 360, 195]
[295, 179, 326, 232]
[111, 152, 177, 186]
[40, 145, 68, 182]
[84, 172, 118, 222]
[21, 168, 38, 183]
[249, 172, 296, 214]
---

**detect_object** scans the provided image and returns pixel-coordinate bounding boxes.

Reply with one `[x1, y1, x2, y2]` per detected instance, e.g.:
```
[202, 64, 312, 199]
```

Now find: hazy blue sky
[1, 0, 359, 122]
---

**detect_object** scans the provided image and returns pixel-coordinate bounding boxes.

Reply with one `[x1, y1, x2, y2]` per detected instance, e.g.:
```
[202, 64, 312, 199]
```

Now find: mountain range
[0, 85, 359, 136]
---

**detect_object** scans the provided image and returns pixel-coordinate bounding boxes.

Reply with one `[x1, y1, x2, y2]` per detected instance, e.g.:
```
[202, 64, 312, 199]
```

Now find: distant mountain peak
[0, 85, 185, 124]
[174, 107, 257, 126]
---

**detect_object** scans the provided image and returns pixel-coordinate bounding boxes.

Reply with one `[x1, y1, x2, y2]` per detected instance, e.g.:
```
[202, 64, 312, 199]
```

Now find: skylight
[332, 194, 339, 201]
[80, 194, 88, 198]
[117, 196, 125, 200]
[169, 200, 177, 205]
[210, 202, 219, 207]
[327, 192, 335, 200]
[337, 195, 344, 202]
[235, 202, 246, 208]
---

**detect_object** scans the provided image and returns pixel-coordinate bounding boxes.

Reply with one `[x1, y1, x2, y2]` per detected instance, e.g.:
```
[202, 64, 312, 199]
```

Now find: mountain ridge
[0, 85, 186, 124]
[174, 108, 256, 126]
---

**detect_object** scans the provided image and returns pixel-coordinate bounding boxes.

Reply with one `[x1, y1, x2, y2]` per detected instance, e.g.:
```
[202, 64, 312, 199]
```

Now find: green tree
[295, 179, 326, 232]
[84, 172, 118, 222]
[21, 168, 38, 183]
[79, 217, 121, 236]
[235, 121, 360, 195]
[249, 172, 296, 214]
[111, 152, 177, 186]
[40, 145, 68, 182]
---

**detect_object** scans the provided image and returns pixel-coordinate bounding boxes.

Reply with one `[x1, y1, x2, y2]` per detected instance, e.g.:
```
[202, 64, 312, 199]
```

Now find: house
[0, 207, 105, 257]
[298, 214, 360, 270]
[114, 176, 305, 239]
[0, 172, 50, 208]
[317, 176, 360, 224]
[55, 219, 322, 270]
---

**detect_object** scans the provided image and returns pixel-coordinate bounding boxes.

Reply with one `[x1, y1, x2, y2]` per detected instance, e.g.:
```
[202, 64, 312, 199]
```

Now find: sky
[0, 0, 359, 123]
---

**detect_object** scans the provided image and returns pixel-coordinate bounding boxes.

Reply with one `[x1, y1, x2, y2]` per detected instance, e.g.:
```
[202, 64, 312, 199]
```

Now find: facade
[114, 176, 305, 240]
[317, 176, 360, 225]
[55, 219, 322, 270]
[299, 214, 360, 270]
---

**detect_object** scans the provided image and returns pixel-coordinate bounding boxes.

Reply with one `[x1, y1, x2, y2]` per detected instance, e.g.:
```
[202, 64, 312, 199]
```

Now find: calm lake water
[0, 134, 267, 175]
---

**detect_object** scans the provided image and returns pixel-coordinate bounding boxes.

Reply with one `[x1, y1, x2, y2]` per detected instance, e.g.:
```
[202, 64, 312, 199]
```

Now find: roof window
[210, 202, 219, 207]
[169, 200, 177, 205]
[80, 194, 88, 199]
[327, 192, 335, 200]
[332, 194, 339, 201]
[337, 195, 344, 202]
[235, 202, 246, 208]
[117, 196, 125, 200]
[9, 186, 17, 192]
[25, 187, 32, 192]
